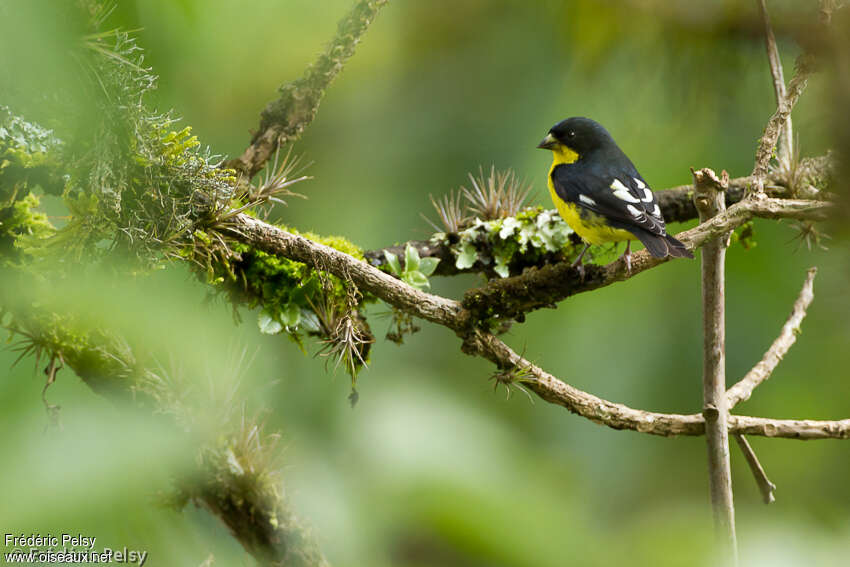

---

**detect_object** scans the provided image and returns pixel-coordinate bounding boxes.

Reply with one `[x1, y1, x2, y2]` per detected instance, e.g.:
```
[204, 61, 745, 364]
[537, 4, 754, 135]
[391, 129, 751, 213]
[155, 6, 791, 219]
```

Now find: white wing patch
[579, 194, 596, 206]
[651, 204, 661, 218]
[633, 177, 646, 189]
[626, 204, 641, 217]
[641, 188, 653, 202]
[611, 179, 640, 203]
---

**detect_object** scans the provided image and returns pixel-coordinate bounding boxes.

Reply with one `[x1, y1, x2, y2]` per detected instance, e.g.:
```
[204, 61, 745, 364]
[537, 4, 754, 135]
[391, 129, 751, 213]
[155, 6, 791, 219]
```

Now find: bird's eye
[568, 131, 575, 138]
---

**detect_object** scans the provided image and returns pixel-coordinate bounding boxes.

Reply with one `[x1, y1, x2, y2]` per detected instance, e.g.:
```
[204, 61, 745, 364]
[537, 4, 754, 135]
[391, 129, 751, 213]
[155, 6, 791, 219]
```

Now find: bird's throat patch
[550, 144, 579, 165]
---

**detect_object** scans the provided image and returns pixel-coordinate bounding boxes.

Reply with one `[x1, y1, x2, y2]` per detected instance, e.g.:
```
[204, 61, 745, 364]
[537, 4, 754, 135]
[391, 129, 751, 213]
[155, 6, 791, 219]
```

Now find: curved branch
[213, 215, 849, 441]
[726, 267, 817, 408]
[462, 329, 850, 440]
[225, 0, 389, 179]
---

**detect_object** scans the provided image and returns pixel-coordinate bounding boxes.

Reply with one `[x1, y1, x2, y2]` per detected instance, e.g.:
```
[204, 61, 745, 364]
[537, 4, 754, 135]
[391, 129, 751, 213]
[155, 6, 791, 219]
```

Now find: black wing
[551, 162, 667, 236]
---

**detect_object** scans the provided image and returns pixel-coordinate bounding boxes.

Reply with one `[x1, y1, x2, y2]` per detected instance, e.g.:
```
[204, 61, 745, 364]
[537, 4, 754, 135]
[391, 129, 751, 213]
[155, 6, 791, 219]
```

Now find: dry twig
[734, 434, 777, 504]
[757, 0, 793, 169]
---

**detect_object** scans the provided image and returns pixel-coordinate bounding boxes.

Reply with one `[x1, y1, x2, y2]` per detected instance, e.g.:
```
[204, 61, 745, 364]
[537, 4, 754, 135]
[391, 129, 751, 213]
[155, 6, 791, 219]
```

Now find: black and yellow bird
[537, 117, 693, 271]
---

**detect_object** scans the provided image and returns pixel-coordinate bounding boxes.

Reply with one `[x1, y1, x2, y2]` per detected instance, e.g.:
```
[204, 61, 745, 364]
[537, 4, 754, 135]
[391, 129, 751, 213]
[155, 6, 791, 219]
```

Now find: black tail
[664, 234, 694, 259]
[631, 230, 694, 259]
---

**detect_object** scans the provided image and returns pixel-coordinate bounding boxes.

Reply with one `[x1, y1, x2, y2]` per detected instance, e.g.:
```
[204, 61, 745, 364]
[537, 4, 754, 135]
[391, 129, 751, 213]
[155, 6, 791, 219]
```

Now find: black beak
[536, 133, 558, 150]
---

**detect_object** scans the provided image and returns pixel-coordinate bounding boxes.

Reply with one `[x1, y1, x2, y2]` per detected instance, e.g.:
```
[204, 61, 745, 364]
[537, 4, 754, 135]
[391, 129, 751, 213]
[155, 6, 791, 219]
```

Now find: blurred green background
[1, 1, 848, 565]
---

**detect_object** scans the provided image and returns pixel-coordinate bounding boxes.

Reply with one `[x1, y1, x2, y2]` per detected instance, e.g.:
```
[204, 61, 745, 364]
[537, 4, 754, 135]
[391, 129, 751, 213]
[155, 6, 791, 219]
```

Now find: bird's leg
[571, 243, 590, 279]
[621, 241, 632, 273]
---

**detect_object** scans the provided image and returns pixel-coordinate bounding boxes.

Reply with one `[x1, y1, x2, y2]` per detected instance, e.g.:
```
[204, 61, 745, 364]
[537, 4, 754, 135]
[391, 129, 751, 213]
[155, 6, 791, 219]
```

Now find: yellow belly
[548, 173, 632, 245]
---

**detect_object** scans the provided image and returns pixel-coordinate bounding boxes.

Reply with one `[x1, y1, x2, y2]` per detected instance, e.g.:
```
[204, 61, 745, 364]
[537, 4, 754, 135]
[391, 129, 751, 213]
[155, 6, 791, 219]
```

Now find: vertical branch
[692, 168, 738, 564]
[757, 0, 793, 169]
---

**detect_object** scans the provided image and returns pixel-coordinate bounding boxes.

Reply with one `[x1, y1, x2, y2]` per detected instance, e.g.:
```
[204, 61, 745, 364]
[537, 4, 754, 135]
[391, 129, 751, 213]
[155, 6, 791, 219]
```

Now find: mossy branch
[225, 0, 389, 180]
[460, 195, 831, 323]
[0, 292, 328, 567]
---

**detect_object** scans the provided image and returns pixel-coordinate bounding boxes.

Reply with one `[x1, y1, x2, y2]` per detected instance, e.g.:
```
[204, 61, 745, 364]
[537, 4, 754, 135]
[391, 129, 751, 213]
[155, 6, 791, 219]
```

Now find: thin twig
[734, 434, 777, 504]
[726, 267, 817, 408]
[757, 0, 793, 169]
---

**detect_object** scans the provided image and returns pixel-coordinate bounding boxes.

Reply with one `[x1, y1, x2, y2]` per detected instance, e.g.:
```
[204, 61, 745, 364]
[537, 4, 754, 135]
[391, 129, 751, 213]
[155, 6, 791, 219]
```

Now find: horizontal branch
[363, 175, 752, 276]
[726, 267, 817, 408]
[462, 196, 832, 322]
[364, 155, 834, 278]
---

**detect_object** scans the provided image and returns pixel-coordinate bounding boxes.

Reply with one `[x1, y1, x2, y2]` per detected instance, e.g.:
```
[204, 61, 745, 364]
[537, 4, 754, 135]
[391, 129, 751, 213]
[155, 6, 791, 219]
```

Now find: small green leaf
[258, 309, 283, 335]
[281, 302, 301, 328]
[493, 252, 511, 278]
[455, 241, 478, 270]
[417, 257, 440, 276]
[384, 251, 402, 275]
[404, 243, 420, 272]
[404, 271, 430, 290]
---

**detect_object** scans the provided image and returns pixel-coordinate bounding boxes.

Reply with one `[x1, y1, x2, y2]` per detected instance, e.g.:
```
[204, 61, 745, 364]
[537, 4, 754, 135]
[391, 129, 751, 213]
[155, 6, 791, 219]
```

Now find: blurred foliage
[1, 1, 849, 566]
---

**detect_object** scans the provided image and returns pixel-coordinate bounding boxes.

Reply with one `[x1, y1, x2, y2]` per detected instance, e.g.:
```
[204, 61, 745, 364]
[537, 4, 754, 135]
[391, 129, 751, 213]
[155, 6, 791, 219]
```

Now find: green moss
[193, 224, 371, 347]
[0, 193, 57, 265]
[281, 225, 364, 260]
[0, 303, 139, 400]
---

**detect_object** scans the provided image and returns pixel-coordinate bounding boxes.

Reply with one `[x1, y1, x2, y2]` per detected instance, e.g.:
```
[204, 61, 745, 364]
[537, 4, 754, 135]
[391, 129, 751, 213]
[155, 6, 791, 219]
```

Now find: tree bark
[693, 168, 738, 564]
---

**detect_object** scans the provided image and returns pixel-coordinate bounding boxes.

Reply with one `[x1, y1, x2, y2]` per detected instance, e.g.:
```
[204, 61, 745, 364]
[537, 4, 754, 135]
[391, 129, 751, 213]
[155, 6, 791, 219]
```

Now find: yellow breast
[547, 158, 632, 245]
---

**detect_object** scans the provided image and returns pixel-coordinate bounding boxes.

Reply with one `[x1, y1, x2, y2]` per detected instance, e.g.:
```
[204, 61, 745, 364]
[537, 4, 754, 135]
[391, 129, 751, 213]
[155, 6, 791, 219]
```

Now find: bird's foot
[621, 242, 632, 274]
[571, 243, 590, 280]
[571, 259, 586, 280]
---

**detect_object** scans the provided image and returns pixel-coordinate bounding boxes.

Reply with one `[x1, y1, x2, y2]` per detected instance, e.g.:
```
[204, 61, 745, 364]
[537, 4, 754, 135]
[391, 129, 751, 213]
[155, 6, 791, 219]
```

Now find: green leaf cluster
[383, 243, 439, 290]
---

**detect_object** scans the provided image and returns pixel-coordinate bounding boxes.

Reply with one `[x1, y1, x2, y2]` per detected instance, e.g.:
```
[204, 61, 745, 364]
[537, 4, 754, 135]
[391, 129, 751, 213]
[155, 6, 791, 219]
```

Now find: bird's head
[536, 117, 614, 162]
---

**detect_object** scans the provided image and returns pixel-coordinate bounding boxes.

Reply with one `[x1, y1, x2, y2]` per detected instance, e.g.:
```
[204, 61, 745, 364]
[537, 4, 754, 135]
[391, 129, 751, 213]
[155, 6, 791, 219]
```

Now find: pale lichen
[432, 206, 578, 278]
